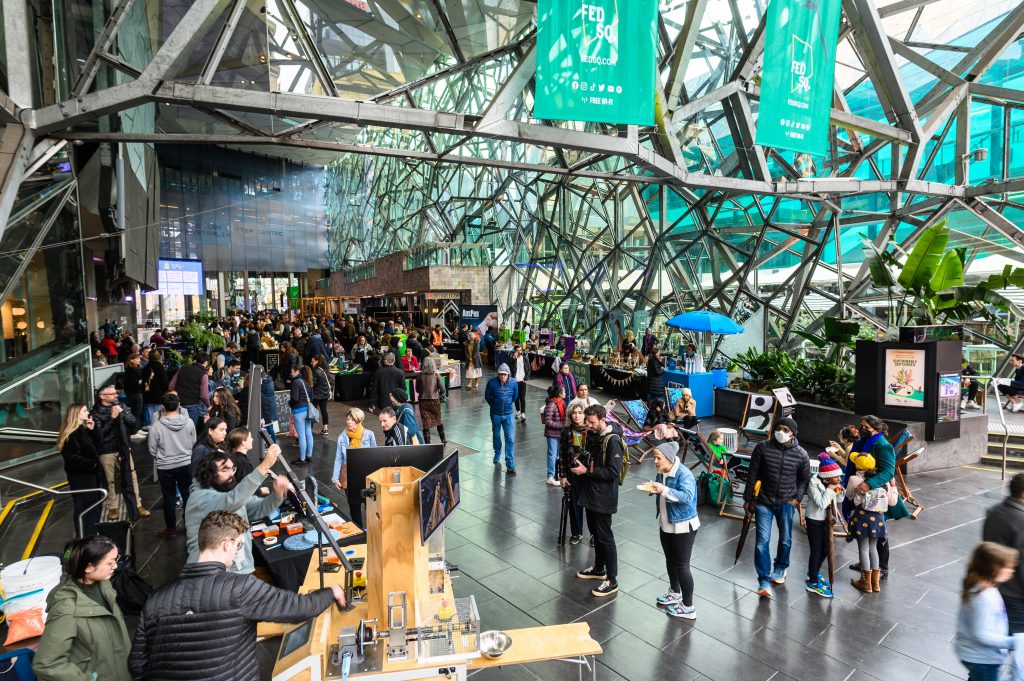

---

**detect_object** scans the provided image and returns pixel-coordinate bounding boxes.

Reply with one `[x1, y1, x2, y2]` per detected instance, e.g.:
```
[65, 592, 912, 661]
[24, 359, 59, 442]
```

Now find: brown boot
[851, 569, 873, 593]
[137, 506, 151, 518]
[870, 569, 881, 593]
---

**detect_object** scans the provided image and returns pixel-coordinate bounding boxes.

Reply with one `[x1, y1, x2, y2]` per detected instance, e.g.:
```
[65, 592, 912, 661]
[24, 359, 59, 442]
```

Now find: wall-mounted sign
[425, 292, 461, 300]
[883, 348, 926, 408]
[534, 0, 658, 126]
[756, 0, 842, 155]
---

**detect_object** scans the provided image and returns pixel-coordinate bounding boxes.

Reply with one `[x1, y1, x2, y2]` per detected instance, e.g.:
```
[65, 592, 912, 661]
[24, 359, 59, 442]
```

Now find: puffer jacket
[646, 355, 665, 394]
[312, 366, 332, 401]
[578, 422, 624, 515]
[543, 398, 566, 439]
[128, 562, 335, 681]
[34, 576, 132, 681]
[485, 376, 518, 416]
[744, 436, 810, 508]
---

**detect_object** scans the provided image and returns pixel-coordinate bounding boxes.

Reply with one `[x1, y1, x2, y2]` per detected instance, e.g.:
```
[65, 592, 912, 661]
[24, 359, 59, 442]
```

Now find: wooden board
[469, 623, 602, 668]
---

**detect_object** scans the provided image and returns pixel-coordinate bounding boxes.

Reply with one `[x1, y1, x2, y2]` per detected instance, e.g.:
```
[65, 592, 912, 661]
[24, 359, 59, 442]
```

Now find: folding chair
[605, 411, 654, 464]
[738, 393, 775, 453]
[887, 427, 924, 518]
[681, 429, 749, 520]
[665, 385, 700, 432]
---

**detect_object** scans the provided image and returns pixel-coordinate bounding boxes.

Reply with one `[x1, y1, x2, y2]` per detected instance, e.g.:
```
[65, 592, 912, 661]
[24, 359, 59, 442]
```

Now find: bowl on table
[478, 630, 512, 659]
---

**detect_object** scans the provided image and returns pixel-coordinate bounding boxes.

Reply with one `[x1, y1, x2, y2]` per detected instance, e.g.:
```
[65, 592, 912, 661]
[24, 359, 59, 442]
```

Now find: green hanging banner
[534, 0, 658, 126]
[755, 0, 842, 156]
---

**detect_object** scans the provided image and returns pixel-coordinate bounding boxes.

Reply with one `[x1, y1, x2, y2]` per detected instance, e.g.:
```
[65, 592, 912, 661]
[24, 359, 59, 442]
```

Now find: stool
[718, 427, 738, 454]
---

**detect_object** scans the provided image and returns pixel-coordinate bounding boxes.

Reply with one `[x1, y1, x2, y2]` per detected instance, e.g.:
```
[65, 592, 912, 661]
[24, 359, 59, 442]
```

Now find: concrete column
[217, 271, 227, 317]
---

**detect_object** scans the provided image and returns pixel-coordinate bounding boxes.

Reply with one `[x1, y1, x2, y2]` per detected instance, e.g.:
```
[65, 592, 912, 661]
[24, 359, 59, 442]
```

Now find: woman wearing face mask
[844, 414, 908, 581]
[743, 416, 811, 598]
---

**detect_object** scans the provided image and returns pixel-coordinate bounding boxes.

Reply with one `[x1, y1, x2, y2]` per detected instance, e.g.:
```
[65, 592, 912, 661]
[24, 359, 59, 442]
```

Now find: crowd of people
[32, 313, 1024, 680]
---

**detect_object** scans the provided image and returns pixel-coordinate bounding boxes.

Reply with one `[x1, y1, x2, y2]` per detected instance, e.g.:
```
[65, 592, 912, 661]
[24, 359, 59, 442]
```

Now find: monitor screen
[419, 453, 460, 544]
[151, 259, 205, 296]
[279, 619, 313, 659]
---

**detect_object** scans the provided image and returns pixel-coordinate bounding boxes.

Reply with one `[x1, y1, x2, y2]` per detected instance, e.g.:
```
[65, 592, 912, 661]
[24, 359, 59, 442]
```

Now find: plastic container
[1, 556, 62, 619]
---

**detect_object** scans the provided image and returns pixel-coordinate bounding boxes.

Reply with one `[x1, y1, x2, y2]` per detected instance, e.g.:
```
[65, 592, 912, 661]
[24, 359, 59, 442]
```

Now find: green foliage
[163, 348, 185, 369]
[732, 347, 855, 410]
[180, 322, 226, 351]
[864, 220, 1024, 339]
[191, 311, 219, 325]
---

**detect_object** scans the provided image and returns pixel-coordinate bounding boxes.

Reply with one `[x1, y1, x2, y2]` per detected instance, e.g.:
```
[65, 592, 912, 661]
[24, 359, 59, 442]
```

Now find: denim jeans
[491, 413, 515, 467]
[961, 661, 1001, 681]
[294, 408, 314, 461]
[183, 403, 207, 431]
[546, 437, 560, 479]
[145, 403, 163, 427]
[754, 502, 796, 582]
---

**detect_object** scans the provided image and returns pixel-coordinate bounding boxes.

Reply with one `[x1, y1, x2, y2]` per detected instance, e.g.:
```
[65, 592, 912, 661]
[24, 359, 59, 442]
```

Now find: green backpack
[600, 433, 629, 486]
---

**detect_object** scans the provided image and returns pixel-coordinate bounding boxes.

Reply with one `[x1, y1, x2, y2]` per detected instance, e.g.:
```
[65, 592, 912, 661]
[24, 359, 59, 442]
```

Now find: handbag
[695, 472, 710, 506]
[300, 380, 321, 424]
[706, 470, 733, 505]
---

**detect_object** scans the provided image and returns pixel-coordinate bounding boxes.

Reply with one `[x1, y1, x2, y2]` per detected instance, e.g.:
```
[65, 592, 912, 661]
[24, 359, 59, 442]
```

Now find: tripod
[557, 486, 571, 546]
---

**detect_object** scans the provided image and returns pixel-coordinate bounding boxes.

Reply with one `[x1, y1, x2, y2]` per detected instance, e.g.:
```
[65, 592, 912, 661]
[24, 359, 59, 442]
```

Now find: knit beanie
[816, 453, 843, 479]
[776, 416, 798, 435]
[851, 452, 876, 471]
[497, 363, 510, 374]
[657, 441, 680, 464]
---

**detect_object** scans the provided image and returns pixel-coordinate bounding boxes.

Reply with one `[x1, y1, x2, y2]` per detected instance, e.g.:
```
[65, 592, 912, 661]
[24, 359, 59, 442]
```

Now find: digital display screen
[279, 619, 313, 659]
[151, 259, 205, 296]
[419, 454, 460, 545]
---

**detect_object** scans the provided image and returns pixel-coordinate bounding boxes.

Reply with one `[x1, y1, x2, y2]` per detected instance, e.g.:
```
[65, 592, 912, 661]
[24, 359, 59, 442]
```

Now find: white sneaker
[967, 400, 981, 410]
[546, 477, 560, 486]
[514, 410, 521, 420]
[960, 399, 967, 409]
[1014, 403, 1024, 413]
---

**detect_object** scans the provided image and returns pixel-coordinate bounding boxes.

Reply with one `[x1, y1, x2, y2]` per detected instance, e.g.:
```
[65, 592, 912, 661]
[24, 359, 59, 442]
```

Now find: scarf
[348, 424, 363, 450]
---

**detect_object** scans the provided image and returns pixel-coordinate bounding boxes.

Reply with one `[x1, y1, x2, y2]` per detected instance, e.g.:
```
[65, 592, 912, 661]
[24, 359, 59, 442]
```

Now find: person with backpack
[572, 404, 625, 598]
[543, 385, 566, 487]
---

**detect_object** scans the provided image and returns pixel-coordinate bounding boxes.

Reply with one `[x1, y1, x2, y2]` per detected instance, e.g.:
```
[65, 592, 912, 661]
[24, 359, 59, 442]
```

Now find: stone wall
[327, 253, 491, 304]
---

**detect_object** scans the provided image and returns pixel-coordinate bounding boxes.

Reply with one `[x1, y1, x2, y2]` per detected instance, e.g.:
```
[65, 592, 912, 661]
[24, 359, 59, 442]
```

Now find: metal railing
[0, 473, 107, 539]
[970, 374, 1011, 479]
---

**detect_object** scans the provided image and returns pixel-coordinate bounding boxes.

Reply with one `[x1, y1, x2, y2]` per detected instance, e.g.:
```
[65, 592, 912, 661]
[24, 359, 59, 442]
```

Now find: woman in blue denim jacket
[646, 441, 700, 619]
[331, 408, 377, 528]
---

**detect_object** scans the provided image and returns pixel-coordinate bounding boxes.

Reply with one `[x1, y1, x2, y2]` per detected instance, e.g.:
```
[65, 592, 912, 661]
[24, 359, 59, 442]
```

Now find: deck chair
[888, 427, 924, 518]
[739, 393, 775, 453]
[665, 385, 699, 432]
[680, 429, 750, 520]
[605, 411, 654, 464]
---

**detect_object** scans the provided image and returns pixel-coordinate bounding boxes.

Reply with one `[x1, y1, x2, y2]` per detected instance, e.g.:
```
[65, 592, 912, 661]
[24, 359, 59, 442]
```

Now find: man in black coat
[983, 473, 1024, 632]
[370, 353, 406, 412]
[743, 416, 810, 598]
[129, 510, 344, 681]
[571, 405, 624, 598]
[92, 385, 148, 521]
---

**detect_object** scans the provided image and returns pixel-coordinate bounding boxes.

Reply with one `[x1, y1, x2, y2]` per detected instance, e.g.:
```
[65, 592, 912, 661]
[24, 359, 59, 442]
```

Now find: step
[979, 452, 1024, 470]
[988, 442, 1024, 454]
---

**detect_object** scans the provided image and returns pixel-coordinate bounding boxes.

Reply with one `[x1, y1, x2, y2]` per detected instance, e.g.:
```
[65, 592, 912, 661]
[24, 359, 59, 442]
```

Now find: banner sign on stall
[755, 0, 842, 156]
[459, 305, 499, 338]
[883, 349, 926, 408]
[534, 0, 659, 126]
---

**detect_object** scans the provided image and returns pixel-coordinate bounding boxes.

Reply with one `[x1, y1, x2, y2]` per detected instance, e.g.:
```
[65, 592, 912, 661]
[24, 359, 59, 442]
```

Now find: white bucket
[718, 427, 738, 454]
[1, 556, 63, 618]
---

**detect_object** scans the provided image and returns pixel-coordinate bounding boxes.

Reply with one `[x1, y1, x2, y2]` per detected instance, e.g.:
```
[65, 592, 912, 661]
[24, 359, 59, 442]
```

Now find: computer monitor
[347, 445, 446, 517]
[418, 453, 459, 545]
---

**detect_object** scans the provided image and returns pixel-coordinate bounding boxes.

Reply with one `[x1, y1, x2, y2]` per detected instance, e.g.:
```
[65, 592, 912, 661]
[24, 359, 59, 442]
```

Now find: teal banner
[755, 0, 842, 156]
[534, 0, 658, 126]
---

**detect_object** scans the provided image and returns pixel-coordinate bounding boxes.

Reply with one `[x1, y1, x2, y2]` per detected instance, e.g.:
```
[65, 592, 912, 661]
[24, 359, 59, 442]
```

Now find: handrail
[976, 375, 1011, 480]
[0, 473, 107, 538]
[0, 344, 90, 397]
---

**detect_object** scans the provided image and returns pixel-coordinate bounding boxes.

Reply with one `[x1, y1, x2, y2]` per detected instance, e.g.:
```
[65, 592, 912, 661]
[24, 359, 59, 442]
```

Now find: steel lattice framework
[1, 0, 1023, 346]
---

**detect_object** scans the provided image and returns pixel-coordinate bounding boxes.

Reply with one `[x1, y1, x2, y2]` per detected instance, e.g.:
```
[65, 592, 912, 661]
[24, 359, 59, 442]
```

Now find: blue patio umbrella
[665, 310, 744, 335]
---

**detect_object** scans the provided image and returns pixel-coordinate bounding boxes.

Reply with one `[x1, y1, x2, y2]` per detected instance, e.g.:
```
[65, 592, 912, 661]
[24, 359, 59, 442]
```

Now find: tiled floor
[0, 370, 1010, 680]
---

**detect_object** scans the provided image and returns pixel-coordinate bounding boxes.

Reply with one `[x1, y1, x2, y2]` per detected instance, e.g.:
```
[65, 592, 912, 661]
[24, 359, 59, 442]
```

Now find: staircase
[979, 426, 1024, 471]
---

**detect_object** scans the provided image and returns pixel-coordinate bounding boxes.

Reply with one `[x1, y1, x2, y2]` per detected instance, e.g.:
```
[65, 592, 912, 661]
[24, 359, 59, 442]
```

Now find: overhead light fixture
[36, 320, 45, 329]
[11, 307, 25, 316]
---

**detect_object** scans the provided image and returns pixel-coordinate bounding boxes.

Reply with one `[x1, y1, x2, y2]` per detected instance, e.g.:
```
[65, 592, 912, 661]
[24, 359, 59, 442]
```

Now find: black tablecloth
[252, 520, 364, 592]
[527, 352, 556, 378]
[591, 365, 645, 399]
[444, 343, 466, 361]
[334, 372, 374, 401]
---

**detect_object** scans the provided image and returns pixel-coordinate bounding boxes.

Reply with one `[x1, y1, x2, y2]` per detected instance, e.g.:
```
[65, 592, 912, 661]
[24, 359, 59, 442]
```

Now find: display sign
[883, 349, 926, 408]
[937, 372, 961, 423]
[425, 292, 461, 301]
[756, 0, 842, 155]
[773, 387, 797, 418]
[459, 305, 498, 337]
[534, 0, 659, 125]
[150, 259, 205, 296]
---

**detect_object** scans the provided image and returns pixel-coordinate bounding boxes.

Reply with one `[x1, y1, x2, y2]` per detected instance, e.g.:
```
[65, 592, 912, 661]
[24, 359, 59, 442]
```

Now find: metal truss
[1, 0, 1023, 347]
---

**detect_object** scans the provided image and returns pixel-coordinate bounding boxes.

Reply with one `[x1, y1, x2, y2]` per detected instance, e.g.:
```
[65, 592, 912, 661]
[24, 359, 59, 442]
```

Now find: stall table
[591, 364, 644, 400]
[251, 512, 363, 593]
[569, 359, 592, 387]
[528, 352, 557, 378]
[663, 369, 715, 417]
[333, 371, 373, 402]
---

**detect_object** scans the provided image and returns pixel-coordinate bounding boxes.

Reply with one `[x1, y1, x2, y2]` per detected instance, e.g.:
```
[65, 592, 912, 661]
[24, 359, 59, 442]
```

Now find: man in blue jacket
[485, 364, 519, 475]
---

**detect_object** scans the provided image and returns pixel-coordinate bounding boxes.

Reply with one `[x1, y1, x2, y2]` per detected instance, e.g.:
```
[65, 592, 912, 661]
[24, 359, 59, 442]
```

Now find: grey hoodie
[148, 411, 197, 470]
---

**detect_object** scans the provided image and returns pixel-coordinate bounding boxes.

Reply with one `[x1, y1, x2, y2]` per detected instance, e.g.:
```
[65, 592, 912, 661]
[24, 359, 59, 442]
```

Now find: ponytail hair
[861, 414, 888, 435]
[962, 541, 1019, 603]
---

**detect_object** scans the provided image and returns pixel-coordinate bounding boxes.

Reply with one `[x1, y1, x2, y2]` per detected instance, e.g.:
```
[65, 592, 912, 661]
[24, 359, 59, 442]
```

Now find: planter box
[713, 386, 986, 473]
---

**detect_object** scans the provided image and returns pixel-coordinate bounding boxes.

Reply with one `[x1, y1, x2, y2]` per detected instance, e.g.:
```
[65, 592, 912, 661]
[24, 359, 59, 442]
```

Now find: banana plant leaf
[861, 238, 895, 288]
[898, 221, 949, 292]
[929, 249, 965, 292]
